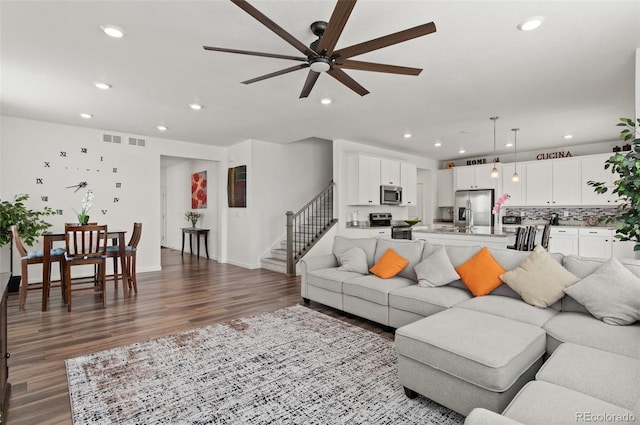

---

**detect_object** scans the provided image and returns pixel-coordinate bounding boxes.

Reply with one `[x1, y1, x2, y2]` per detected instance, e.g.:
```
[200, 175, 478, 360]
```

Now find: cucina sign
[536, 151, 572, 160]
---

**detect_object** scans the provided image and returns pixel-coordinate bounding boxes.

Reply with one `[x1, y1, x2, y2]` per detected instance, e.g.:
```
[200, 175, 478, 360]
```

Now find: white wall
[162, 159, 220, 259]
[0, 116, 225, 278]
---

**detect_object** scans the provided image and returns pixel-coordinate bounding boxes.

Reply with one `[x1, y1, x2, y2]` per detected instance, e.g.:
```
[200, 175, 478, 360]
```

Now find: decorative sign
[466, 157, 499, 166]
[536, 151, 572, 160]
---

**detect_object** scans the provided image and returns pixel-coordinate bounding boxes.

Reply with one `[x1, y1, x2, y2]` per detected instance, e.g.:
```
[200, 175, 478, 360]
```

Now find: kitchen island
[413, 226, 513, 249]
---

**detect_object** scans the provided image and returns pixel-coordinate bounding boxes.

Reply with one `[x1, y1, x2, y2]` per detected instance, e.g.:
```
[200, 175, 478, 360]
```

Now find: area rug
[66, 305, 464, 424]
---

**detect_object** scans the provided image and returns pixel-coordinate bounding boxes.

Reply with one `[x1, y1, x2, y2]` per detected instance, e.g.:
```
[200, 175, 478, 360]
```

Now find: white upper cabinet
[581, 153, 620, 205]
[501, 163, 526, 206]
[380, 159, 401, 186]
[437, 169, 454, 207]
[346, 153, 381, 206]
[400, 162, 417, 206]
[454, 163, 501, 190]
[525, 158, 581, 206]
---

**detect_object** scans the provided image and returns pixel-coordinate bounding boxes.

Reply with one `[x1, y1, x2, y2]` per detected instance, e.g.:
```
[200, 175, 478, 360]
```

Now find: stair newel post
[286, 211, 294, 276]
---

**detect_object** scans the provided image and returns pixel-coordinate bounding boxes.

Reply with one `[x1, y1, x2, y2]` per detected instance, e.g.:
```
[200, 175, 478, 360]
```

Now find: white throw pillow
[336, 247, 369, 275]
[414, 246, 460, 288]
[501, 245, 579, 308]
[563, 257, 640, 325]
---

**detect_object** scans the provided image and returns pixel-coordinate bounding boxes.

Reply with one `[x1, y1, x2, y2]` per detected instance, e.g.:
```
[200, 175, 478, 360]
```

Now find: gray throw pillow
[336, 247, 369, 275]
[414, 246, 460, 288]
[563, 257, 640, 325]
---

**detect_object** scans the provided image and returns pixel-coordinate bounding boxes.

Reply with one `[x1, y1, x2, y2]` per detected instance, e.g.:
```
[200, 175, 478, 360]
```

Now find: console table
[0, 273, 11, 424]
[181, 228, 210, 259]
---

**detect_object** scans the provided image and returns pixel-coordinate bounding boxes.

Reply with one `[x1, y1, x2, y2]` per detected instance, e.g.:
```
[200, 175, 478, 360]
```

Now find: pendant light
[490, 116, 500, 179]
[511, 128, 520, 182]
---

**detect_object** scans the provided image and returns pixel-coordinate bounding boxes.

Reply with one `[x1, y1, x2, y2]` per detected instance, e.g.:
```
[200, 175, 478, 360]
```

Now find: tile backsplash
[504, 207, 619, 225]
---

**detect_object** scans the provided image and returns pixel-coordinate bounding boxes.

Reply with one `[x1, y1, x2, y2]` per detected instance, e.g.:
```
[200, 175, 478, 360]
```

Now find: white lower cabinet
[548, 228, 579, 256]
[578, 228, 612, 258]
[611, 239, 639, 260]
[341, 228, 391, 239]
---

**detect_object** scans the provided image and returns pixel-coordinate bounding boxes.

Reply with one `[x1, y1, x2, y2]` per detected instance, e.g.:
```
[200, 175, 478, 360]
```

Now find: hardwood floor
[6, 248, 392, 424]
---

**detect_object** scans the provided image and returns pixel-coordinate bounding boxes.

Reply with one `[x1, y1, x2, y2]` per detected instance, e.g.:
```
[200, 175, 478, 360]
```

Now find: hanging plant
[587, 117, 640, 250]
[0, 194, 55, 247]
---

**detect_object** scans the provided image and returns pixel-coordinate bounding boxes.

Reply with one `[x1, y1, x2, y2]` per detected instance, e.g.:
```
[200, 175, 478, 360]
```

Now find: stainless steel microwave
[380, 185, 402, 205]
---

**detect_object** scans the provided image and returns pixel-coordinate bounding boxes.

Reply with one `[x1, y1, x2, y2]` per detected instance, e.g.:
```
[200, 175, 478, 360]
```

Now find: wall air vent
[129, 138, 137, 146]
[137, 139, 146, 147]
[103, 134, 112, 143]
[112, 135, 122, 144]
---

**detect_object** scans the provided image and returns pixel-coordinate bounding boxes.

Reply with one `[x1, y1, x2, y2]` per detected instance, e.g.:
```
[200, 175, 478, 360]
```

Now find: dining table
[41, 228, 129, 311]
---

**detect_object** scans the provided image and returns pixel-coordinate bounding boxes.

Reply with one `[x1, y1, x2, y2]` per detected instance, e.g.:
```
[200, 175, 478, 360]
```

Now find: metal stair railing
[285, 181, 337, 276]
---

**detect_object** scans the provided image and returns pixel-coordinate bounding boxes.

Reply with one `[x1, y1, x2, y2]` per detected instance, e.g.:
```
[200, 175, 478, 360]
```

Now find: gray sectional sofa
[300, 236, 640, 424]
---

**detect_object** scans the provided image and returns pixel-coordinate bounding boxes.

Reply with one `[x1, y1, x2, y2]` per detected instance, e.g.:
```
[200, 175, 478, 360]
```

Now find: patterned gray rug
[66, 305, 463, 424]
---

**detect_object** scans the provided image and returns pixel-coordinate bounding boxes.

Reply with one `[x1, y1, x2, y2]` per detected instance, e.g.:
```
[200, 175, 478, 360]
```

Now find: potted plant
[0, 194, 55, 291]
[587, 117, 640, 250]
[185, 210, 203, 227]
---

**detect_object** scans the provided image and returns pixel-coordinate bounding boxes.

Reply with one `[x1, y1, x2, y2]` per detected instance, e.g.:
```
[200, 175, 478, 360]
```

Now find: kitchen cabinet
[548, 227, 578, 256]
[581, 153, 620, 205]
[400, 162, 417, 206]
[454, 163, 501, 190]
[437, 169, 454, 207]
[611, 239, 639, 260]
[380, 159, 401, 186]
[340, 227, 391, 239]
[347, 153, 381, 206]
[578, 228, 612, 258]
[501, 163, 526, 206]
[525, 158, 581, 206]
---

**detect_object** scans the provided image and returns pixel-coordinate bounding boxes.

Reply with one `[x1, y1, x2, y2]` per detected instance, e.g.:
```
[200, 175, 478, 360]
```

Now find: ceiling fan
[203, 0, 436, 98]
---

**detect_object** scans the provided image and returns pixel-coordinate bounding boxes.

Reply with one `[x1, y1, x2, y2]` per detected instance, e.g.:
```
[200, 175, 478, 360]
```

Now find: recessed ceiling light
[564, 134, 574, 139]
[189, 103, 204, 110]
[320, 98, 332, 105]
[458, 148, 466, 154]
[505, 142, 514, 147]
[100, 25, 126, 38]
[434, 141, 442, 147]
[94, 82, 112, 90]
[157, 125, 168, 131]
[79, 113, 93, 119]
[518, 16, 545, 31]
[403, 133, 412, 139]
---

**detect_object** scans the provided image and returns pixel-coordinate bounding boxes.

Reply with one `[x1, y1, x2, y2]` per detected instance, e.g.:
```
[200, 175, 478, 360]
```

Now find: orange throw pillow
[369, 248, 409, 279]
[455, 247, 506, 296]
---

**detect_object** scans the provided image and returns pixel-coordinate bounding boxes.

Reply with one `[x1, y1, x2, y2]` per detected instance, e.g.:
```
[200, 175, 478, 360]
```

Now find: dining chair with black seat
[105, 222, 142, 294]
[63, 224, 108, 312]
[541, 224, 551, 249]
[11, 225, 66, 311]
[507, 227, 525, 250]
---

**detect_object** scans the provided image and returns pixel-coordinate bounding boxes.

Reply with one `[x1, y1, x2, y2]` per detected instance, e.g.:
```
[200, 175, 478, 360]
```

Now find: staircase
[260, 181, 337, 276]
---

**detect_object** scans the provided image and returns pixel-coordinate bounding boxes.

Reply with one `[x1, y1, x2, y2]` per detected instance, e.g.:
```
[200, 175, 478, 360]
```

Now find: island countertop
[413, 225, 512, 238]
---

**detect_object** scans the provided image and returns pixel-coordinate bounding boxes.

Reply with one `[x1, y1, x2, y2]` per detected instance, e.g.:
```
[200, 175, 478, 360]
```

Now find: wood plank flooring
[6, 248, 392, 424]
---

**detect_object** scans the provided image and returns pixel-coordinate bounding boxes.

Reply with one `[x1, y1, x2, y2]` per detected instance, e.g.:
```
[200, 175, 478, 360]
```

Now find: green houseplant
[0, 194, 55, 290]
[587, 117, 640, 250]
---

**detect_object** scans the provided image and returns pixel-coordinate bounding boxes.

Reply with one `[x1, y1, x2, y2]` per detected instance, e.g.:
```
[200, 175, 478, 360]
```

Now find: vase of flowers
[185, 211, 203, 227]
[74, 190, 94, 225]
[492, 193, 510, 228]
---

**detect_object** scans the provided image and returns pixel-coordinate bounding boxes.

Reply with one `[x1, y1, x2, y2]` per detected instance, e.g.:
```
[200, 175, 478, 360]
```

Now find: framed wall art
[192, 171, 207, 209]
[227, 165, 247, 208]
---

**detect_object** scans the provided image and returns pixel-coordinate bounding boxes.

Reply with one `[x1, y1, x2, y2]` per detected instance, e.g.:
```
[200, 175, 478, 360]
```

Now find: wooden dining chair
[11, 225, 66, 311]
[524, 225, 538, 251]
[541, 224, 551, 249]
[63, 224, 108, 312]
[105, 222, 142, 294]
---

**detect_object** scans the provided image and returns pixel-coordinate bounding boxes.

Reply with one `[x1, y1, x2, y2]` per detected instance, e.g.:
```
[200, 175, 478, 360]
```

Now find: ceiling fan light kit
[203, 0, 436, 98]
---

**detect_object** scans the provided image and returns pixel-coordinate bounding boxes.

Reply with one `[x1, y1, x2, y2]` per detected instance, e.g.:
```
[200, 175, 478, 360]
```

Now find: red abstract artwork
[191, 171, 207, 209]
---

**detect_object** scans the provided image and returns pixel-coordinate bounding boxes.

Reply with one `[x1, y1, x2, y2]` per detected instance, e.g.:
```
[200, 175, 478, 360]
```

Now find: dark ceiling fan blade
[334, 59, 422, 75]
[333, 22, 436, 60]
[231, 0, 317, 57]
[242, 64, 310, 84]
[203, 46, 307, 62]
[315, 0, 357, 56]
[299, 70, 321, 98]
[327, 68, 369, 96]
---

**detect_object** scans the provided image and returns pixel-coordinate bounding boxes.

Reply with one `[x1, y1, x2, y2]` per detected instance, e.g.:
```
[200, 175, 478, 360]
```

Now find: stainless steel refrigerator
[454, 189, 495, 228]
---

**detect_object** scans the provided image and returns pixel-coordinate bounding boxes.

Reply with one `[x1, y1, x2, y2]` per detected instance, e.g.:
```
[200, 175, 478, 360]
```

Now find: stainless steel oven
[392, 226, 412, 240]
[380, 185, 402, 205]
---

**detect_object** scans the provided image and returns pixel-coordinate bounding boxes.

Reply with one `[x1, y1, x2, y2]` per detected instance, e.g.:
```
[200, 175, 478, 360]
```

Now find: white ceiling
[1, 1, 639, 161]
